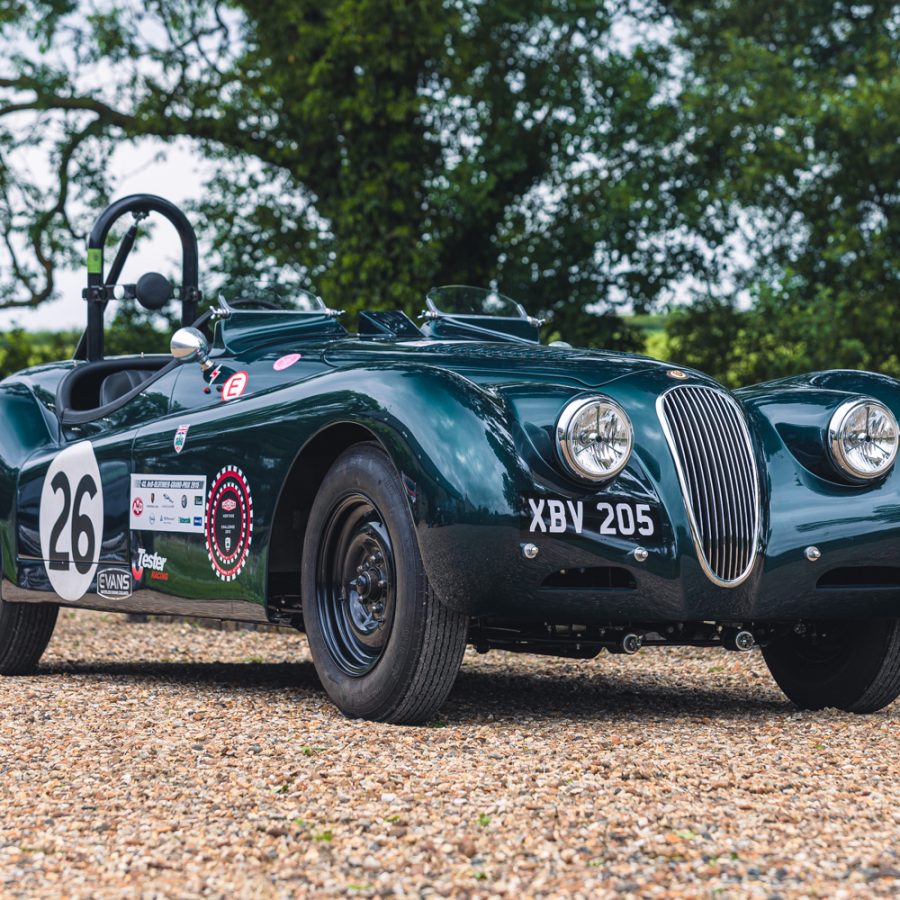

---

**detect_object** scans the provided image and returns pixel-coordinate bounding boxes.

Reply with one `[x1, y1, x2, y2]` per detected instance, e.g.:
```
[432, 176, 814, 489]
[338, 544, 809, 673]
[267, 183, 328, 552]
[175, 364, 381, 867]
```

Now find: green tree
[662, 0, 900, 384]
[0, 0, 694, 350]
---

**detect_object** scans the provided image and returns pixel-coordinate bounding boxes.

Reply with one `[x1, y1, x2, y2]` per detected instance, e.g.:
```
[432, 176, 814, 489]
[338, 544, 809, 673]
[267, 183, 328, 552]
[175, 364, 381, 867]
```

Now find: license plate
[523, 496, 659, 538]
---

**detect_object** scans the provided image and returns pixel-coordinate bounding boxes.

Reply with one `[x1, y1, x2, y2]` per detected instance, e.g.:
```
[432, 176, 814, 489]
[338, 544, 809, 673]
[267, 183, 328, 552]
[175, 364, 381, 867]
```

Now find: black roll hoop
[81, 194, 201, 361]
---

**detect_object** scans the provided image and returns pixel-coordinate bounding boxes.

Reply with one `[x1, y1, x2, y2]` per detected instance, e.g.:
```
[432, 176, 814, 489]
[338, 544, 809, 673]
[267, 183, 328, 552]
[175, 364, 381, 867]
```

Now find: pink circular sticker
[274, 353, 301, 371]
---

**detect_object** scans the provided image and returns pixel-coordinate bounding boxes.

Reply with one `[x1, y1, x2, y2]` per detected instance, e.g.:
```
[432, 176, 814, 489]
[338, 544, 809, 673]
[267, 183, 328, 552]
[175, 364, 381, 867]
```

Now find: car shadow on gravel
[38, 659, 323, 694]
[442, 666, 791, 723]
[37, 657, 791, 722]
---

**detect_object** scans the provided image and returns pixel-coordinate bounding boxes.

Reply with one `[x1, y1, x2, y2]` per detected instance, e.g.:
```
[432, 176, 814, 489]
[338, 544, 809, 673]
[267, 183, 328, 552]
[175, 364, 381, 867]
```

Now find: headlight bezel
[827, 397, 899, 483]
[555, 395, 634, 482]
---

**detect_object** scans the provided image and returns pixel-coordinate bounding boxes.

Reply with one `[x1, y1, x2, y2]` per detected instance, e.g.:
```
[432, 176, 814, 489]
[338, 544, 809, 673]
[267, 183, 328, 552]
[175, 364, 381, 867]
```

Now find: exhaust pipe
[722, 628, 755, 652]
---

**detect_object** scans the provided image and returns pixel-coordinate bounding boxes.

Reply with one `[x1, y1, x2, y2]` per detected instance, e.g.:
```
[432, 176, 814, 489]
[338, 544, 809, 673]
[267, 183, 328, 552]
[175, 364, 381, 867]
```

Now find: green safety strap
[87, 248, 102, 274]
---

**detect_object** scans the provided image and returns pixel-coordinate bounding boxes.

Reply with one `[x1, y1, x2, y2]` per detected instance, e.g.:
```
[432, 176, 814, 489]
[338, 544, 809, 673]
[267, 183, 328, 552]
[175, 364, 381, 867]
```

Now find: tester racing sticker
[130, 475, 207, 534]
[206, 467, 254, 581]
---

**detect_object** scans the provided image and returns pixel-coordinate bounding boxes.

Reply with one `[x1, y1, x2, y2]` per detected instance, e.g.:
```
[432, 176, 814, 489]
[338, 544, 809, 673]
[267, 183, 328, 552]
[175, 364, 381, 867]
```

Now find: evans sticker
[39, 442, 104, 602]
[97, 568, 132, 600]
[130, 475, 206, 534]
[206, 467, 253, 582]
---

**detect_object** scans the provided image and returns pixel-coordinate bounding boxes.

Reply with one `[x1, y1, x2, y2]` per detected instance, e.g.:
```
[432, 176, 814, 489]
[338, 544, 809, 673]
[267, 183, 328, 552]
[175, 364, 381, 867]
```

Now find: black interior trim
[56, 356, 177, 425]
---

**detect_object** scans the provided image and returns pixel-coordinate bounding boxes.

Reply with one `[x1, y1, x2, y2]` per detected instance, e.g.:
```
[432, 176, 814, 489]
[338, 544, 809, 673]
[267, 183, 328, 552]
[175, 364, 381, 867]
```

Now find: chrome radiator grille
[658, 385, 760, 586]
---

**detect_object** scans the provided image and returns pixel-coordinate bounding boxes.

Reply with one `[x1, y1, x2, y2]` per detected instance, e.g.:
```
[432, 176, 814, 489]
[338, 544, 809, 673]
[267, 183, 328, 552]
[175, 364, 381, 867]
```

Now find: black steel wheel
[763, 619, 900, 713]
[301, 443, 468, 724]
[315, 494, 397, 677]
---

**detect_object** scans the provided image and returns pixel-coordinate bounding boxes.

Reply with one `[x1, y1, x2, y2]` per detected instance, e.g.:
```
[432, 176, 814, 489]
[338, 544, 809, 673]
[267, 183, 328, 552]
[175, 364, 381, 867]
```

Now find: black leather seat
[98, 369, 154, 406]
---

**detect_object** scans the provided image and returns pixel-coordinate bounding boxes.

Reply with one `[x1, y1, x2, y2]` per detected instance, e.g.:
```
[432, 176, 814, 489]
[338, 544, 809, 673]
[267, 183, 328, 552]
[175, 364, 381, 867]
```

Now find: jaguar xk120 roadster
[2, 194, 900, 723]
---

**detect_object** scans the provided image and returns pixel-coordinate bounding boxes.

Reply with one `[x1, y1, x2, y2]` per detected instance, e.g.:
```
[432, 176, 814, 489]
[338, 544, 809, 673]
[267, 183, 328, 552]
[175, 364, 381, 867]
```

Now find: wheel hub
[316, 495, 397, 676]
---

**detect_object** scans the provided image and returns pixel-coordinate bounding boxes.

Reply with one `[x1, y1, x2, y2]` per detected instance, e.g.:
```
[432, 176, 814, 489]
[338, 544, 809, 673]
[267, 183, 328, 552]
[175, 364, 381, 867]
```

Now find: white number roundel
[39, 442, 104, 601]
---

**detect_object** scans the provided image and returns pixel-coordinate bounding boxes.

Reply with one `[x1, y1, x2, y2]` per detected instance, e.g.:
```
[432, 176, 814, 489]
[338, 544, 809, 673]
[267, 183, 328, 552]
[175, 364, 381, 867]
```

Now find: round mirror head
[136, 272, 174, 311]
[170, 327, 209, 367]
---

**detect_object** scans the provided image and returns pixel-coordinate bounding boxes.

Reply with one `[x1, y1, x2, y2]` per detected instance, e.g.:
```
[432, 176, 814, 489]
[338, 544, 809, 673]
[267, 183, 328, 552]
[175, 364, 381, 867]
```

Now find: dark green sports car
[2, 194, 900, 723]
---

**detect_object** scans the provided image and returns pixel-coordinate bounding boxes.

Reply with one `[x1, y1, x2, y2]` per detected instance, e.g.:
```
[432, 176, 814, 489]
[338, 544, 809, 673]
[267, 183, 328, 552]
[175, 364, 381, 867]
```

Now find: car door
[129, 404, 267, 623]
[16, 427, 134, 604]
[15, 366, 180, 607]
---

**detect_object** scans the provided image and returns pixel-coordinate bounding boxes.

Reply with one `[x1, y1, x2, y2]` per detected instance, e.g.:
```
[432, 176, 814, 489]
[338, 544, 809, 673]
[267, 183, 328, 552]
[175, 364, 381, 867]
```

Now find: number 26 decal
[596, 502, 655, 537]
[39, 442, 104, 602]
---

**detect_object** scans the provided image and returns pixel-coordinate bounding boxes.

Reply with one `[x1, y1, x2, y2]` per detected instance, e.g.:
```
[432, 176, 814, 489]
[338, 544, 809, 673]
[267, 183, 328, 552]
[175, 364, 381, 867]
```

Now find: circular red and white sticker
[205, 467, 254, 581]
[273, 353, 301, 371]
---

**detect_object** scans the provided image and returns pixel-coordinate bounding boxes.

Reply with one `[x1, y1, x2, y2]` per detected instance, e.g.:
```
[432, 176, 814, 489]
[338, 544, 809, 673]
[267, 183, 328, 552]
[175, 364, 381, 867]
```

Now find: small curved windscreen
[221, 284, 327, 313]
[426, 285, 526, 319]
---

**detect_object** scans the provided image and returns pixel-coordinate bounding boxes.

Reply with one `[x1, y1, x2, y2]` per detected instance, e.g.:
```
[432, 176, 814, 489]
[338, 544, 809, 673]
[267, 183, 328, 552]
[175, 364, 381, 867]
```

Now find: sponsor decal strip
[130, 475, 207, 534]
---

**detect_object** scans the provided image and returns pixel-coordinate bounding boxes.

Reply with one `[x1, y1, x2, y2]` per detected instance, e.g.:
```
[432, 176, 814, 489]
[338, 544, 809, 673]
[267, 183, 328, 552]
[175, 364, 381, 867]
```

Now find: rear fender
[0, 382, 60, 588]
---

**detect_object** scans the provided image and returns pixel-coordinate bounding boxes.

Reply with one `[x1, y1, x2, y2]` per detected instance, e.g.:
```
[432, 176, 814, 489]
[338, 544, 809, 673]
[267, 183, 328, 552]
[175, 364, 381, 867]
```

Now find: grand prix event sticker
[130, 475, 207, 534]
[206, 466, 254, 581]
[39, 441, 104, 602]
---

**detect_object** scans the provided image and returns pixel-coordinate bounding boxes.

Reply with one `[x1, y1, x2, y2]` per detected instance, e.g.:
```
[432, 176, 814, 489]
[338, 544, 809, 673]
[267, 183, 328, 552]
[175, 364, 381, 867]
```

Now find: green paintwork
[3, 308, 900, 627]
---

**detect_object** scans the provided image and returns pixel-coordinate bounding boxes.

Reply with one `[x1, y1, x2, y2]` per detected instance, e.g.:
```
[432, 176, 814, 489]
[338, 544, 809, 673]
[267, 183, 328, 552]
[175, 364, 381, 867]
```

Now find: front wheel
[763, 619, 900, 713]
[301, 444, 468, 724]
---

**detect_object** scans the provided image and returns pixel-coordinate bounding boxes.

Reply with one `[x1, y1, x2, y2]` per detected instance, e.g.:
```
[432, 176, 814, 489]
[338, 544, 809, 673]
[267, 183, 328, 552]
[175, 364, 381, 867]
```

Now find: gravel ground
[1, 609, 899, 898]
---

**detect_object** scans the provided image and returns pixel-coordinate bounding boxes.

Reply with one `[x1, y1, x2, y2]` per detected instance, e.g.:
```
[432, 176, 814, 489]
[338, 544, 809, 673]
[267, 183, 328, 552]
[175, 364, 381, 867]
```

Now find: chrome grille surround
[657, 385, 761, 587]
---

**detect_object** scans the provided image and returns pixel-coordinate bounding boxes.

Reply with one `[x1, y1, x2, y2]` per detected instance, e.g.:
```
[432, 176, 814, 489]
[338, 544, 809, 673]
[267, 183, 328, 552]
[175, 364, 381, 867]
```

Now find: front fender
[301, 364, 532, 611]
[737, 370, 900, 617]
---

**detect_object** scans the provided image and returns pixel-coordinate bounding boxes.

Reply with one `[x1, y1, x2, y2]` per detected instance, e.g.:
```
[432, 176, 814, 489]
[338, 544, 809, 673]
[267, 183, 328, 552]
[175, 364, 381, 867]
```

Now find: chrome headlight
[828, 398, 899, 481]
[556, 396, 633, 481]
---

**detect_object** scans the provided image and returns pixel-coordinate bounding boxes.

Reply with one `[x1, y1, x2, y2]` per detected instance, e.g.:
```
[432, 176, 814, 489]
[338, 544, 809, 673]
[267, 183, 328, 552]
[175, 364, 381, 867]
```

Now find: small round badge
[667, 369, 688, 380]
[274, 353, 301, 371]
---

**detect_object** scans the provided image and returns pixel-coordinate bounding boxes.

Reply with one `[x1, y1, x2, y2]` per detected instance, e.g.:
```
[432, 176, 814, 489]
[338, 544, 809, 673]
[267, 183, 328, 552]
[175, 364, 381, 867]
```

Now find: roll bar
[81, 194, 201, 361]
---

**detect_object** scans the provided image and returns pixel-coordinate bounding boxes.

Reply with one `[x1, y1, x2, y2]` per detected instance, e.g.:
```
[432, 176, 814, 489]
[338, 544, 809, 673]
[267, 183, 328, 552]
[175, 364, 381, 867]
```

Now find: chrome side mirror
[170, 327, 212, 371]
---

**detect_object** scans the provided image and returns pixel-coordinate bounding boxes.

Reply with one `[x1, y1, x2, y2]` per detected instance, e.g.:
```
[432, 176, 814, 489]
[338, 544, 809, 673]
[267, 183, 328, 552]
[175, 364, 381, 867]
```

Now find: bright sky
[0, 140, 208, 333]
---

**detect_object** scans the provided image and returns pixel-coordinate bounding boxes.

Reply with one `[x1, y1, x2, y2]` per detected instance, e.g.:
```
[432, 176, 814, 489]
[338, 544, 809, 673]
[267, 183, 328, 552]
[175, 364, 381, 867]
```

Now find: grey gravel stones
[0, 609, 897, 897]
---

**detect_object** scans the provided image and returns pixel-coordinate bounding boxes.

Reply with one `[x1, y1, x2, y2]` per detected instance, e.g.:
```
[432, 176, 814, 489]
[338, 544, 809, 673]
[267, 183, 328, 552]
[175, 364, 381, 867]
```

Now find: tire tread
[0, 601, 59, 675]
[847, 619, 900, 713]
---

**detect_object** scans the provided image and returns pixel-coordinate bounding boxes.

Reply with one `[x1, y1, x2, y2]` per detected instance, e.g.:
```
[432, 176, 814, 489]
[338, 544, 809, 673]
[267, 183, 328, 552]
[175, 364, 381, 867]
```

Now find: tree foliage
[663, 0, 900, 384]
[0, 0, 697, 351]
[0, 1, 897, 377]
